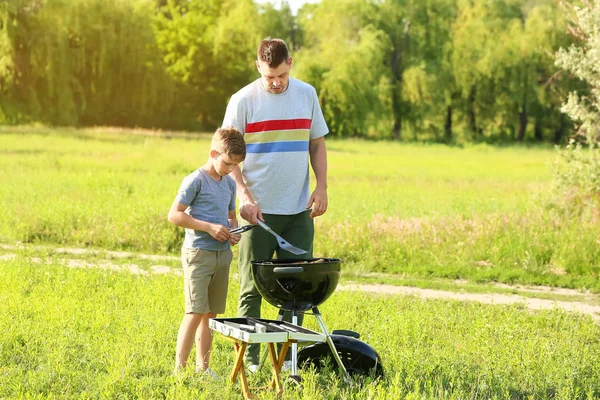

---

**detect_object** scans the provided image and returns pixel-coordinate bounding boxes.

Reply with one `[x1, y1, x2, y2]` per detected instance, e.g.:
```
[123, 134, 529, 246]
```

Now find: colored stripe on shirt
[246, 141, 309, 153]
[243, 130, 310, 144]
[246, 119, 311, 133]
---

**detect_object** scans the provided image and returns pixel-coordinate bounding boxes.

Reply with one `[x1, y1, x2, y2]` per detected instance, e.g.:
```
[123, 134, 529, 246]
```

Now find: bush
[547, 140, 600, 215]
[549, 1, 600, 215]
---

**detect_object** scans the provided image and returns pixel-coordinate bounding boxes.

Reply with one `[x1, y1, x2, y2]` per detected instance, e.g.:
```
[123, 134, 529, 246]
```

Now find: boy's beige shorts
[181, 247, 232, 314]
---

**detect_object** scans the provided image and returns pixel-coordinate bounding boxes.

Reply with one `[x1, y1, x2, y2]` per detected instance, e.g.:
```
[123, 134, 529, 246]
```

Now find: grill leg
[260, 308, 351, 383]
[291, 310, 298, 376]
[313, 307, 352, 383]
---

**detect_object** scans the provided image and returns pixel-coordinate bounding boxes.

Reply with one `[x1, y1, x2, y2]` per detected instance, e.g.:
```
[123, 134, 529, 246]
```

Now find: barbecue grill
[251, 258, 384, 382]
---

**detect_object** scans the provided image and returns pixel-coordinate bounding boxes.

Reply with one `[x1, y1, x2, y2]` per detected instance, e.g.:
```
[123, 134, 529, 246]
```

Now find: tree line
[0, 0, 585, 142]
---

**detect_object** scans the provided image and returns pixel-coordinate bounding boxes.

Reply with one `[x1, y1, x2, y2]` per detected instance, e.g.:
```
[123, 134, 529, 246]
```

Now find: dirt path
[2, 244, 599, 322]
[339, 283, 600, 322]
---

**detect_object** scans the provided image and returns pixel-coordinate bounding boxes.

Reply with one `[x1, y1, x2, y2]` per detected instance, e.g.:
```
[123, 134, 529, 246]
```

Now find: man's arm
[230, 166, 263, 224]
[307, 136, 328, 218]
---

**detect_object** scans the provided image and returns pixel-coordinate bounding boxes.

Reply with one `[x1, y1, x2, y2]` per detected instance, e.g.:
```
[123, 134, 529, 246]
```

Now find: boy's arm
[228, 209, 241, 246]
[167, 200, 232, 242]
[227, 209, 238, 230]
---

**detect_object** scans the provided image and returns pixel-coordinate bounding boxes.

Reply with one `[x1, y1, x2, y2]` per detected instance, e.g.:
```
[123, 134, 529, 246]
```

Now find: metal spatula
[256, 220, 308, 255]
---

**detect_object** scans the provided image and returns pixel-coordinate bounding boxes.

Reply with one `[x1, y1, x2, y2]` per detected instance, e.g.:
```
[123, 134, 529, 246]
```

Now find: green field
[1, 126, 598, 289]
[1, 126, 600, 399]
[2, 253, 600, 399]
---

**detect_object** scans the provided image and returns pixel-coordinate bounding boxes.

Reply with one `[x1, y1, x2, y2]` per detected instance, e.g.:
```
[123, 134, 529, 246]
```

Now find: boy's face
[212, 151, 243, 176]
[256, 58, 292, 94]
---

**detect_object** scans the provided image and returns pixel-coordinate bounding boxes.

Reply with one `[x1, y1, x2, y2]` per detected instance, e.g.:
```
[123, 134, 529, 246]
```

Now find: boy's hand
[229, 233, 242, 246]
[209, 224, 232, 242]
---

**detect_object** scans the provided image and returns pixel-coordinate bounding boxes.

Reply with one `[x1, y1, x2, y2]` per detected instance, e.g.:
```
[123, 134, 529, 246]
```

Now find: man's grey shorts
[181, 247, 232, 314]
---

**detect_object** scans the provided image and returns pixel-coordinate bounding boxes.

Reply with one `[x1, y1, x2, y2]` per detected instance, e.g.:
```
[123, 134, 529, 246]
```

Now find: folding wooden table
[209, 317, 325, 399]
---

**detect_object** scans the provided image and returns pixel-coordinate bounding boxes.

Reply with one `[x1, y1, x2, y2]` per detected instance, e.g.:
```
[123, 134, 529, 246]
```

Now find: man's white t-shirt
[222, 77, 328, 215]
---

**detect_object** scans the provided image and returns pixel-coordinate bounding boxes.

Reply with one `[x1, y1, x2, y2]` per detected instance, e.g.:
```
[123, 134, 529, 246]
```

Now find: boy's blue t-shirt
[175, 168, 237, 251]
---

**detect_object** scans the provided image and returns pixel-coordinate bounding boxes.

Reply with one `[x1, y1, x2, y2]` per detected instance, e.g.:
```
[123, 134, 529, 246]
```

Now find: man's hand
[239, 202, 263, 225]
[307, 187, 328, 218]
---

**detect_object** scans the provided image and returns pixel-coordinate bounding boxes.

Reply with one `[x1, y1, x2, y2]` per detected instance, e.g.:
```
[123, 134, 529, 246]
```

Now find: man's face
[256, 58, 292, 94]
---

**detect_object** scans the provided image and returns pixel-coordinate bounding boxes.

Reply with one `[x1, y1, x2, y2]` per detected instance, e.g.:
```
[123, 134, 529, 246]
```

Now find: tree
[449, 0, 569, 142]
[399, 0, 457, 141]
[498, 1, 568, 141]
[294, 0, 392, 138]
[0, 1, 15, 122]
[369, 0, 414, 140]
[0, 0, 181, 128]
[256, 2, 297, 49]
[555, 0, 600, 143]
[548, 0, 600, 214]
[154, 0, 262, 129]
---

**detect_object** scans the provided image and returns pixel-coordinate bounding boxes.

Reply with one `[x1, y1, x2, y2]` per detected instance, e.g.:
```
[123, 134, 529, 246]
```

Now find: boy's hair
[212, 127, 246, 160]
[257, 38, 289, 68]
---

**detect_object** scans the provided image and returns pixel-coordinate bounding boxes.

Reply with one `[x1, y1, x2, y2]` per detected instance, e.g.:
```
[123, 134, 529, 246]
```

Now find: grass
[2, 253, 600, 399]
[2, 243, 595, 305]
[1, 126, 598, 290]
[1, 125, 599, 399]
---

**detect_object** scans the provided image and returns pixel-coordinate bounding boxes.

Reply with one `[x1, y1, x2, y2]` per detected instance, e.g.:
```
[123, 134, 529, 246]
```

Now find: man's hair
[212, 127, 246, 160]
[257, 38, 289, 68]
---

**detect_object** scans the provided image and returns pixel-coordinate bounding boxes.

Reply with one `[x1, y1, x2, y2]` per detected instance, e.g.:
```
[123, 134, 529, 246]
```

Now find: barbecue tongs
[230, 221, 308, 255]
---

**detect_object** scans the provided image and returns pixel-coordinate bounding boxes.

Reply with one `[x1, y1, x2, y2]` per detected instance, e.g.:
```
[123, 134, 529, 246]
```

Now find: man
[222, 38, 329, 371]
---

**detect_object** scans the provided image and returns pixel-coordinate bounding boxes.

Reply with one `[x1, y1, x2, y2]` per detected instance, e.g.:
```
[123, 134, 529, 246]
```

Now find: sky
[254, 0, 320, 15]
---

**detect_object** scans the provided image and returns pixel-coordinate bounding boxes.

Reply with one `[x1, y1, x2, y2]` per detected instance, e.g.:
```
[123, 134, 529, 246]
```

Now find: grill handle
[272, 266, 304, 274]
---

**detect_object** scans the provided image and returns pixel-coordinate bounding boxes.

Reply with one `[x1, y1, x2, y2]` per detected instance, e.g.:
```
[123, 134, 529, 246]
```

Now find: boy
[168, 127, 246, 376]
